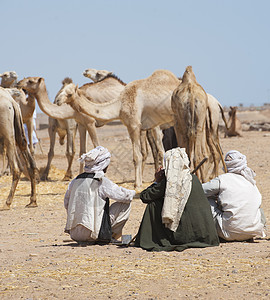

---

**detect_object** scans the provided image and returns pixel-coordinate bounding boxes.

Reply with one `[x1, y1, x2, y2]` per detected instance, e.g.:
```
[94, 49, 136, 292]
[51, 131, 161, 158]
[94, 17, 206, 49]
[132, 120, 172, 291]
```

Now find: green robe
[134, 175, 220, 252]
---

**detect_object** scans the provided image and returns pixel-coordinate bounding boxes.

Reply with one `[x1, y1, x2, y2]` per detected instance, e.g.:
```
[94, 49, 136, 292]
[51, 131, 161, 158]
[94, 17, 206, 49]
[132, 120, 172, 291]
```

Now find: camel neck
[35, 85, 76, 120]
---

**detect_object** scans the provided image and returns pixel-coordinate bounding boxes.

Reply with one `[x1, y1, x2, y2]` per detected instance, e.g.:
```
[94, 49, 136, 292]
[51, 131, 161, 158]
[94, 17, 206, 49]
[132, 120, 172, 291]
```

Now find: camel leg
[19, 147, 38, 207]
[85, 121, 99, 148]
[1, 144, 9, 176]
[140, 130, 149, 174]
[63, 125, 77, 181]
[205, 124, 220, 180]
[78, 124, 87, 173]
[1, 141, 21, 210]
[41, 119, 56, 181]
[152, 127, 165, 168]
[146, 129, 159, 170]
[25, 119, 34, 156]
[127, 124, 143, 189]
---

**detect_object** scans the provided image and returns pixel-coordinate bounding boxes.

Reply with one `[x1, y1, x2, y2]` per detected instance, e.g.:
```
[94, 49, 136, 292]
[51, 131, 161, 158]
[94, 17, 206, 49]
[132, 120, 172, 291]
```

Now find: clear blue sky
[1, 0, 270, 113]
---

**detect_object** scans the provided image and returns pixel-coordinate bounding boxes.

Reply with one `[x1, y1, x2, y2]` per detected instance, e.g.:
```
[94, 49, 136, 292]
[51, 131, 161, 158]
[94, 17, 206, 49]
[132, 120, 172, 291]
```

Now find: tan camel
[83, 68, 113, 82]
[0, 71, 18, 87]
[17, 77, 101, 180]
[18, 73, 129, 178]
[54, 69, 181, 188]
[224, 106, 242, 137]
[0, 87, 37, 210]
[171, 66, 225, 182]
[1, 71, 36, 155]
[41, 78, 78, 181]
[83, 68, 168, 171]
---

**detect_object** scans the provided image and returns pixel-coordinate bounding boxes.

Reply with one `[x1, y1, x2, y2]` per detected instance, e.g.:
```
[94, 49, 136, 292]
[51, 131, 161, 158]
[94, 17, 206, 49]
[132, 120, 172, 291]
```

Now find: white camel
[0, 87, 37, 209]
[54, 69, 181, 188]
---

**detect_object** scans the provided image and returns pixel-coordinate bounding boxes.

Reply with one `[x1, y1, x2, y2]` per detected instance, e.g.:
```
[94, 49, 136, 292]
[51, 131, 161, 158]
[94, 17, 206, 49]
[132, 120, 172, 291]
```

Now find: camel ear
[38, 78, 43, 84]
[75, 84, 79, 92]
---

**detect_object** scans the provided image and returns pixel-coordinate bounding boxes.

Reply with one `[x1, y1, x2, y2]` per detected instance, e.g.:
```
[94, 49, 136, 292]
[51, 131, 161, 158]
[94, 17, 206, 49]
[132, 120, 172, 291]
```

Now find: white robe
[202, 173, 265, 241]
[64, 174, 135, 241]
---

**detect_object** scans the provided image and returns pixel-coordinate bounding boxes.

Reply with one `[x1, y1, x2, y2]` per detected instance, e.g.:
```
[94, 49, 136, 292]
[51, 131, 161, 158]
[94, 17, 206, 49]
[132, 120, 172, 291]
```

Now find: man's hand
[155, 166, 165, 183]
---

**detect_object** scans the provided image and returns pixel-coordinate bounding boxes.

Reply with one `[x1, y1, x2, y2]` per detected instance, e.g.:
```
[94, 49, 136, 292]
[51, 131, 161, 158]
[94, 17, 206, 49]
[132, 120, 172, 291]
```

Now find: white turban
[78, 146, 111, 177]
[225, 150, 256, 185]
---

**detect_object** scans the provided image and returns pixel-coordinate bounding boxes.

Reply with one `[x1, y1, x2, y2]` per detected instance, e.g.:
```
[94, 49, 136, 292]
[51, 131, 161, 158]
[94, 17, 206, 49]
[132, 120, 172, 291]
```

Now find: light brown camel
[41, 78, 78, 181]
[17, 77, 101, 180]
[0, 87, 37, 210]
[82, 68, 167, 170]
[171, 66, 225, 182]
[18, 73, 129, 179]
[224, 106, 242, 137]
[83, 68, 113, 82]
[0, 71, 18, 88]
[1, 71, 36, 155]
[54, 69, 181, 188]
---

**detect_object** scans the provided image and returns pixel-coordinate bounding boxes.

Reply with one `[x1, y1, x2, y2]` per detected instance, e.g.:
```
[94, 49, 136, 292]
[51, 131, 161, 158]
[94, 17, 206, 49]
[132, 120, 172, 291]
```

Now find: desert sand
[0, 110, 269, 299]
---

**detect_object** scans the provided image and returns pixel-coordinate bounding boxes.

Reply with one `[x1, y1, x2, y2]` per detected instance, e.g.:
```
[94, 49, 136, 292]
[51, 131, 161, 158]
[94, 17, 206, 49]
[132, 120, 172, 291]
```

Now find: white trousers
[70, 202, 131, 242]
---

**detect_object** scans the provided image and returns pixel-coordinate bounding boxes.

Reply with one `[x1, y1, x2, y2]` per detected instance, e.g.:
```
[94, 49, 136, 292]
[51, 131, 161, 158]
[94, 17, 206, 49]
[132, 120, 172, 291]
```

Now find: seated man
[134, 147, 220, 252]
[202, 150, 266, 242]
[64, 146, 136, 244]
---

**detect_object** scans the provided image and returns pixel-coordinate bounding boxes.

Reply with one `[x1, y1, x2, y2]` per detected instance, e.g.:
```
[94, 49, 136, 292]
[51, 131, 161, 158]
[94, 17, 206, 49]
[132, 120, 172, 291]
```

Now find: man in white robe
[64, 146, 136, 243]
[202, 150, 266, 241]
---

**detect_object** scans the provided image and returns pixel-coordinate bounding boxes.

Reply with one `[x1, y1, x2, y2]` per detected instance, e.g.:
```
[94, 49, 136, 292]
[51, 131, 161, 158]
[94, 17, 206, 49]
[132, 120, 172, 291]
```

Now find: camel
[53, 69, 181, 188]
[171, 66, 225, 182]
[224, 106, 242, 137]
[0, 71, 18, 88]
[0, 87, 37, 209]
[42, 78, 79, 181]
[83, 68, 113, 82]
[1, 71, 36, 155]
[17, 77, 101, 180]
[17, 73, 130, 179]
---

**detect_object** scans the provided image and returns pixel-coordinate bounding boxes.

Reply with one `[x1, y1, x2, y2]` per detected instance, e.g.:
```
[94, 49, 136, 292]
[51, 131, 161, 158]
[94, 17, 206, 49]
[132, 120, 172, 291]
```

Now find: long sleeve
[64, 179, 75, 210]
[98, 177, 136, 202]
[140, 178, 166, 204]
[202, 177, 220, 198]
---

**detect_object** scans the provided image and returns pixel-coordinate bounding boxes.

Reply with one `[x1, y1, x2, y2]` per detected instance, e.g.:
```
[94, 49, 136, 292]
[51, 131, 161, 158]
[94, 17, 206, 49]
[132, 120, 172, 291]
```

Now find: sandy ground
[0, 111, 269, 299]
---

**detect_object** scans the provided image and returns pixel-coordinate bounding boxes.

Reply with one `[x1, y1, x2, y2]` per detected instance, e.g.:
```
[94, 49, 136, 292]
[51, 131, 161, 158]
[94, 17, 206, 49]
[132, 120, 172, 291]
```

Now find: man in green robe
[134, 148, 219, 252]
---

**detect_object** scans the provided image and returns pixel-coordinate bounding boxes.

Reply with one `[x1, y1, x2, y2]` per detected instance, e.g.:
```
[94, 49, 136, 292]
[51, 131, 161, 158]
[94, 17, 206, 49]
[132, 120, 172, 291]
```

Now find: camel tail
[219, 103, 229, 131]
[206, 107, 227, 173]
[12, 101, 28, 151]
[12, 101, 38, 174]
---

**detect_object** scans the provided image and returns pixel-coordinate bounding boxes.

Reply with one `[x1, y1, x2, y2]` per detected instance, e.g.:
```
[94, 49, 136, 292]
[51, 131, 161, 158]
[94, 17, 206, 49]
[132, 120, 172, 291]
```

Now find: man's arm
[140, 178, 166, 204]
[99, 177, 136, 202]
[202, 177, 220, 198]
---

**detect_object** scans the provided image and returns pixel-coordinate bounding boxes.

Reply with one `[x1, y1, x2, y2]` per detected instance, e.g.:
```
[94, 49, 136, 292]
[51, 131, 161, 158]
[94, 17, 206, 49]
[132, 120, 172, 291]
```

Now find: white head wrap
[161, 147, 192, 232]
[78, 146, 111, 178]
[225, 150, 256, 185]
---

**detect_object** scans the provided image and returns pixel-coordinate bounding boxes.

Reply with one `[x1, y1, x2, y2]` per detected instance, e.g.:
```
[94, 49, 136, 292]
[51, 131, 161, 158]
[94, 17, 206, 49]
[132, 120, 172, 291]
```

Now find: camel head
[181, 66, 197, 84]
[83, 68, 113, 82]
[55, 82, 79, 105]
[229, 106, 237, 117]
[55, 80, 78, 106]
[0, 71, 18, 88]
[54, 78, 73, 106]
[17, 77, 44, 94]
